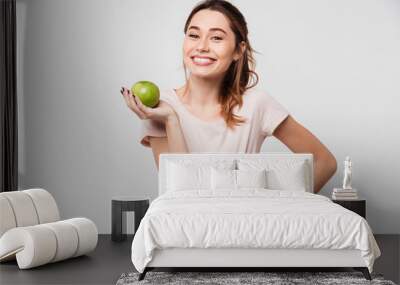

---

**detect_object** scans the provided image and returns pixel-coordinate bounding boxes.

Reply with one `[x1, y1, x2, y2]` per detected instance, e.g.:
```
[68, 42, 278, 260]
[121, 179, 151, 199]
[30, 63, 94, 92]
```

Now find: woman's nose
[196, 38, 209, 52]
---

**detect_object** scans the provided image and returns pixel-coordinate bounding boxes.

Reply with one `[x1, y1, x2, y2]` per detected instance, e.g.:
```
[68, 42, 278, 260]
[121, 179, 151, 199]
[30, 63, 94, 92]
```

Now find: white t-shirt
[139, 87, 289, 153]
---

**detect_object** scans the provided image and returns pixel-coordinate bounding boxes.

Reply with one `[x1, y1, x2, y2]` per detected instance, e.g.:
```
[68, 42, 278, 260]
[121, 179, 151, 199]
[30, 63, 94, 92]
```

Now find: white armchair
[0, 188, 98, 269]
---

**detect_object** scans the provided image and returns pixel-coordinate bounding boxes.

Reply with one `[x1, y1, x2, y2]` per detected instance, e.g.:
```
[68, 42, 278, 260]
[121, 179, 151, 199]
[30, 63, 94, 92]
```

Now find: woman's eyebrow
[188, 25, 227, 34]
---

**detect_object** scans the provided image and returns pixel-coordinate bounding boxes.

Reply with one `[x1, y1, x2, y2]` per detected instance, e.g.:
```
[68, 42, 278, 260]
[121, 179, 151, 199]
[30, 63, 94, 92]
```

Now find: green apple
[131, 81, 160, 108]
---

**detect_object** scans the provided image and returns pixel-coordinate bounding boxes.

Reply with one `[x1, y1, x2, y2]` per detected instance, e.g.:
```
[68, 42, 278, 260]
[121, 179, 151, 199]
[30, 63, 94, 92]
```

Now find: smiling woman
[120, 0, 337, 193]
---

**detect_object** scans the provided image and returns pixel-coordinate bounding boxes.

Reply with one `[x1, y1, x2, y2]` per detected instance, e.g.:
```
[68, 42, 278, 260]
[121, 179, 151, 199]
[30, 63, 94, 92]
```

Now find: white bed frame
[140, 153, 371, 280]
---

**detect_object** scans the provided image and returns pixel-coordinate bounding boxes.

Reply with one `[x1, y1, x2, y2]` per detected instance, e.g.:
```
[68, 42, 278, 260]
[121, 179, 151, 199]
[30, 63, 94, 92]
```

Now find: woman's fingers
[121, 87, 130, 97]
[127, 90, 148, 119]
[121, 87, 147, 119]
[134, 95, 152, 115]
[126, 88, 151, 117]
[121, 87, 131, 106]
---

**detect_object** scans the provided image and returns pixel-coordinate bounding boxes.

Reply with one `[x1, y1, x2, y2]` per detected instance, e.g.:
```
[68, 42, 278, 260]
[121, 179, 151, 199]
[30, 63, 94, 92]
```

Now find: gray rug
[116, 271, 397, 285]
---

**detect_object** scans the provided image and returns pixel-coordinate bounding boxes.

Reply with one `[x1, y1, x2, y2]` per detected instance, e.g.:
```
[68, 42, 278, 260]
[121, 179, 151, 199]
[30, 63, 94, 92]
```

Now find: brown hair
[182, 0, 259, 129]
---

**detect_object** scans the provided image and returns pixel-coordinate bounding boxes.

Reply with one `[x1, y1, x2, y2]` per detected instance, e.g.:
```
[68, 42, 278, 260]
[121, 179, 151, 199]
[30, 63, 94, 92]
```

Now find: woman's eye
[188, 34, 222, 41]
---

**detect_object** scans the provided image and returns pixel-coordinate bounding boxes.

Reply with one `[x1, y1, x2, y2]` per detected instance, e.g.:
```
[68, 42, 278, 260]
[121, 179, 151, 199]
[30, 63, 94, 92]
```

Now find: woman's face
[183, 9, 242, 80]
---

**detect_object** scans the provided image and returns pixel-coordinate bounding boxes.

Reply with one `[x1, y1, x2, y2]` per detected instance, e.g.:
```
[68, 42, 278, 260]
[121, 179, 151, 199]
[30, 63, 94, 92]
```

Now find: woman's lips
[191, 56, 216, 66]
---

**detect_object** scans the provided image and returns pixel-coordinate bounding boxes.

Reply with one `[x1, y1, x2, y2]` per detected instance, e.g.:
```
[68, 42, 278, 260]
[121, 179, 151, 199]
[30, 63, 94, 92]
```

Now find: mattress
[131, 189, 381, 273]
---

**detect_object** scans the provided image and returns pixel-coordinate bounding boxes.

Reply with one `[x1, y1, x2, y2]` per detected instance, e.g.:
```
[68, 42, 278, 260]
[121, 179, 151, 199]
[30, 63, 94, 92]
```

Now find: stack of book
[332, 188, 358, 200]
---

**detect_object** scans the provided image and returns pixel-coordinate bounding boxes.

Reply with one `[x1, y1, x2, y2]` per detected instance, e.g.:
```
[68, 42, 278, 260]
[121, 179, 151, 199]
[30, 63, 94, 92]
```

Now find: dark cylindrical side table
[332, 199, 366, 219]
[111, 196, 150, 242]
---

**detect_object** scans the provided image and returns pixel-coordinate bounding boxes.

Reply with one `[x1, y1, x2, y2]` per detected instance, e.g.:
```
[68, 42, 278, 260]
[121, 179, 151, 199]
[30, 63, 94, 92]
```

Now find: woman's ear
[233, 41, 247, 61]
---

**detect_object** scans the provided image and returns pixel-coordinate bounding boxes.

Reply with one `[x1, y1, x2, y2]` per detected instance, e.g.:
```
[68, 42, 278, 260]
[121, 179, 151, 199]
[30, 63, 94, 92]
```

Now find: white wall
[16, 0, 400, 234]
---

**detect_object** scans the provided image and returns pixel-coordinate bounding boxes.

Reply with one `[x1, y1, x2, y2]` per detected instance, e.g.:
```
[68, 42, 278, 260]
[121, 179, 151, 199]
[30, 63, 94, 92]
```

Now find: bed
[131, 153, 381, 281]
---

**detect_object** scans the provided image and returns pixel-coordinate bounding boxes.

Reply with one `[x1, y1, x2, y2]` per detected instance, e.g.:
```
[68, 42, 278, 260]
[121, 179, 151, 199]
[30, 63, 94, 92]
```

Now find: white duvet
[131, 189, 381, 273]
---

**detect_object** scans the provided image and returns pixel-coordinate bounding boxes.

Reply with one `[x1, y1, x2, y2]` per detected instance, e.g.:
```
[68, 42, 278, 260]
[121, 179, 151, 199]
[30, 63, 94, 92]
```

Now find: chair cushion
[0, 191, 39, 227]
[23, 188, 60, 223]
[0, 196, 16, 237]
[0, 218, 98, 269]
[0, 188, 60, 238]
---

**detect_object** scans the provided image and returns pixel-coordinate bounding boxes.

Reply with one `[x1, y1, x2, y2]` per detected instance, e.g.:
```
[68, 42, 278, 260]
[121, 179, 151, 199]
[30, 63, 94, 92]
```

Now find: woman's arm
[273, 115, 337, 193]
[149, 137, 169, 171]
[122, 87, 189, 169]
[165, 115, 189, 153]
[149, 114, 189, 170]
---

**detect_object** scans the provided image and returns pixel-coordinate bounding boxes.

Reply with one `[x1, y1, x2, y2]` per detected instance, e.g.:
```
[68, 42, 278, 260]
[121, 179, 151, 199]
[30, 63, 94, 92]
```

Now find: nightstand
[332, 199, 366, 219]
[111, 196, 150, 242]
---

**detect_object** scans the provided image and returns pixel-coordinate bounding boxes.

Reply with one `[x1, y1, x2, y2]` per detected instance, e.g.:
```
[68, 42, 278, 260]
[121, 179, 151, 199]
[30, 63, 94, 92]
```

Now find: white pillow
[166, 162, 211, 191]
[237, 159, 309, 191]
[236, 169, 268, 189]
[211, 168, 236, 190]
[266, 163, 307, 191]
[211, 168, 268, 190]
[166, 160, 236, 192]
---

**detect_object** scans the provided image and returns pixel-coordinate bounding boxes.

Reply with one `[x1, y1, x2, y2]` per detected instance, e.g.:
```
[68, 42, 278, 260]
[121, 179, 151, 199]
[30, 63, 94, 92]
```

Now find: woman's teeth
[194, 57, 212, 63]
[192, 57, 215, 65]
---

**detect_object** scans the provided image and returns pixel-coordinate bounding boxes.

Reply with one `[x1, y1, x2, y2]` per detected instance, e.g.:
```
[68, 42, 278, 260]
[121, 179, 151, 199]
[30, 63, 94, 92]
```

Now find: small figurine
[342, 156, 352, 190]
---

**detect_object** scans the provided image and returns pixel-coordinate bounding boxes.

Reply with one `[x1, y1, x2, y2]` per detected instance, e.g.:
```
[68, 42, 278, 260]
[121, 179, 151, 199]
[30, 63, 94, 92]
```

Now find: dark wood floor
[0, 234, 398, 285]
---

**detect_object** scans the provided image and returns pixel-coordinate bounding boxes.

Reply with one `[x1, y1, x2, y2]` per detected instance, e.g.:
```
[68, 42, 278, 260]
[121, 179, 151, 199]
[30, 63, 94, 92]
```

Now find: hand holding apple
[120, 83, 176, 123]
